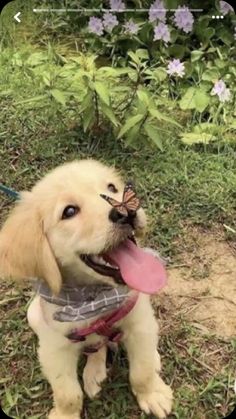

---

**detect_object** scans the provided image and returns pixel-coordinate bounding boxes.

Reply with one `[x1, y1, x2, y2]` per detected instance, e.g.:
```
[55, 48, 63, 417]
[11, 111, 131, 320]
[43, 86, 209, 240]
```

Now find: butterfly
[100, 182, 140, 217]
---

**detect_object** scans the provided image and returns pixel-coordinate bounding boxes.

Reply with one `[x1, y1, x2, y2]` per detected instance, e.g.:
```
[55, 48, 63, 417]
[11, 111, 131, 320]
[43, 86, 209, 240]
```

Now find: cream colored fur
[0, 159, 173, 419]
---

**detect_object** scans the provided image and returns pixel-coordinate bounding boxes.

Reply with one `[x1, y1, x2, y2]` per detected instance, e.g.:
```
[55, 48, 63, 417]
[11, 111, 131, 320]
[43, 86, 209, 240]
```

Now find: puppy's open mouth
[80, 236, 167, 294]
[80, 235, 136, 285]
[80, 253, 122, 283]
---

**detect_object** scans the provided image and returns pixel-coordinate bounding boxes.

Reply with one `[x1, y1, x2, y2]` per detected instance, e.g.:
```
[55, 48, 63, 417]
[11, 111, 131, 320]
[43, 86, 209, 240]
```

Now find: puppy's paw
[135, 376, 173, 418]
[48, 408, 81, 419]
[83, 357, 107, 399]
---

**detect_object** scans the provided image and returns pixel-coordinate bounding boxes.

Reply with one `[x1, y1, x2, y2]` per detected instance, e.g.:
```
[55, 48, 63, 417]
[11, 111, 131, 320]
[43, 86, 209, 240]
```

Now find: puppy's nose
[109, 208, 136, 226]
[109, 208, 128, 224]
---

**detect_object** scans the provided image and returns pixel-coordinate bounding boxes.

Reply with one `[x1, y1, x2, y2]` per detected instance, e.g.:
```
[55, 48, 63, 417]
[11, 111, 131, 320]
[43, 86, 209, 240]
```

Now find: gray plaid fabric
[35, 279, 130, 323]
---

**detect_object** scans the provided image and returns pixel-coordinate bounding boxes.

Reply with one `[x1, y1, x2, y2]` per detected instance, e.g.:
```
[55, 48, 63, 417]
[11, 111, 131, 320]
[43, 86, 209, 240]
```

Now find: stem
[116, 67, 142, 113]
[94, 90, 99, 126]
[92, 74, 99, 126]
[140, 112, 149, 130]
[212, 103, 223, 124]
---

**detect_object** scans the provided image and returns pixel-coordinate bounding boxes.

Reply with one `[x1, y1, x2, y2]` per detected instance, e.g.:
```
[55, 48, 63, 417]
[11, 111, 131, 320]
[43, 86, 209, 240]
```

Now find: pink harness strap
[67, 293, 138, 344]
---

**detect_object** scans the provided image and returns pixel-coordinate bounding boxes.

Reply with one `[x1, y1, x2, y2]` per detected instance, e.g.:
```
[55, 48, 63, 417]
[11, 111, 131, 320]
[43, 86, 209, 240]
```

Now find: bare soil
[158, 227, 236, 339]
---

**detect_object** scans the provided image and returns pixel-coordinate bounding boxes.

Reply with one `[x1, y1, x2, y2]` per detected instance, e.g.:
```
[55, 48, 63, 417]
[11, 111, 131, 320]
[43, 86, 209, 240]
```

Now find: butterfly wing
[100, 194, 128, 216]
[123, 184, 141, 213]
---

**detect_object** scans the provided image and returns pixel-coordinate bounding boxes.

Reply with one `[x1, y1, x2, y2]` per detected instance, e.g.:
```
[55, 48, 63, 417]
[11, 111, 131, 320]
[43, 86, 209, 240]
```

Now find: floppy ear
[0, 194, 62, 294]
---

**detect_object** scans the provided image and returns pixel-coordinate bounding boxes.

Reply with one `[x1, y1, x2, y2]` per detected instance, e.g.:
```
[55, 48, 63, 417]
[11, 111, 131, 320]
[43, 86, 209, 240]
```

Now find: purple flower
[124, 19, 139, 35]
[103, 12, 119, 32]
[167, 59, 185, 78]
[149, 0, 166, 23]
[212, 80, 226, 95]
[88, 16, 104, 35]
[174, 6, 194, 33]
[109, 0, 125, 12]
[211, 80, 231, 103]
[220, 1, 234, 15]
[154, 22, 170, 43]
[219, 89, 231, 102]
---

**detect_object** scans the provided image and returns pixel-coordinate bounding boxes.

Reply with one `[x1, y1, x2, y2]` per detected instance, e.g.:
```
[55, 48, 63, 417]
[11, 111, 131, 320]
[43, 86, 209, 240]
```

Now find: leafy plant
[13, 50, 180, 149]
[3, 0, 235, 149]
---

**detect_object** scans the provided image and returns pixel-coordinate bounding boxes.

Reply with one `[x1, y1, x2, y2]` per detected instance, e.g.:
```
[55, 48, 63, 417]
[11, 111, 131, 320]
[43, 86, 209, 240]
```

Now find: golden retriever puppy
[0, 160, 172, 419]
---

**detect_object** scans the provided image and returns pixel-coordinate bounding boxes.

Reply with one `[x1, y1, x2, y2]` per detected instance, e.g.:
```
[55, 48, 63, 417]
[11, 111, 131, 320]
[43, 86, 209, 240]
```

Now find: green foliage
[179, 87, 210, 113]
[7, 50, 180, 148]
[1, 0, 235, 150]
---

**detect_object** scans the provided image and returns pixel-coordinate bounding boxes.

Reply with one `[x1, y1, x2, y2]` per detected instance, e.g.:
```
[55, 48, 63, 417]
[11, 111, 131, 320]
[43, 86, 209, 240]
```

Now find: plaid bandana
[35, 279, 131, 323]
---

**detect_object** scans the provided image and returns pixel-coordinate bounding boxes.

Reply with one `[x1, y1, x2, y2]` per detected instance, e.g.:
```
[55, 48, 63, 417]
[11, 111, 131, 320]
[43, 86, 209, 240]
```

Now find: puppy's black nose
[109, 208, 128, 224]
[109, 208, 136, 226]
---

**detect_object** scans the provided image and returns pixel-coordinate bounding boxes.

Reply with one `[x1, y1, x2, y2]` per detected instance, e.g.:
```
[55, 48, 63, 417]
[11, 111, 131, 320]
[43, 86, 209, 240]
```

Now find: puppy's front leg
[83, 345, 107, 398]
[28, 297, 82, 419]
[38, 340, 83, 419]
[121, 295, 173, 419]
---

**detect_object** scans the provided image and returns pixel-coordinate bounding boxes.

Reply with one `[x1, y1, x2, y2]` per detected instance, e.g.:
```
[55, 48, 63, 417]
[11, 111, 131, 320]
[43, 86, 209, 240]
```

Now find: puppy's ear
[0, 193, 61, 294]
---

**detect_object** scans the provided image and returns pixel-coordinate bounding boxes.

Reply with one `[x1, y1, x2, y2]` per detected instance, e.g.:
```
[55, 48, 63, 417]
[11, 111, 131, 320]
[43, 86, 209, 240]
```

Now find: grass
[1, 282, 236, 419]
[0, 2, 236, 418]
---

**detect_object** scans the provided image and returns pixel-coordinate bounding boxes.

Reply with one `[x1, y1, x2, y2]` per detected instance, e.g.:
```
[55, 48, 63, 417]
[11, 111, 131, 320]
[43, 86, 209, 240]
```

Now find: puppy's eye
[62, 205, 80, 220]
[108, 183, 118, 193]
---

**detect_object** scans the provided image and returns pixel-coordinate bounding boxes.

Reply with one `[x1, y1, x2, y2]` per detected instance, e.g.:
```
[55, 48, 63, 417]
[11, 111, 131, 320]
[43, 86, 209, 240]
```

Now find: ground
[160, 227, 236, 338]
[1, 227, 236, 419]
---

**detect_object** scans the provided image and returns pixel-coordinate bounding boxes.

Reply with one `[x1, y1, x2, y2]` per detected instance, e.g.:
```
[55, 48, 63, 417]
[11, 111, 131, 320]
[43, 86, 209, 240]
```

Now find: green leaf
[136, 49, 149, 60]
[127, 69, 139, 82]
[128, 51, 141, 66]
[83, 107, 95, 132]
[194, 90, 210, 113]
[126, 123, 141, 145]
[202, 68, 220, 82]
[179, 87, 210, 113]
[191, 50, 204, 62]
[97, 67, 125, 77]
[137, 99, 148, 114]
[137, 89, 150, 107]
[118, 114, 144, 139]
[197, 15, 210, 28]
[15, 95, 48, 105]
[168, 45, 186, 59]
[144, 123, 163, 151]
[179, 87, 196, 110]
[149, 108, 182, 128]
[50, 89, 67, 106]
[199, 81, 212, 92]
[218, 28, 234, 46]
[193, 123, 219, 134]
[26, 52, 47, 66]
[201, 28, 215, 42]
[42, 72, 51, 87]
[100, 103, 119, 127]
[180, 132, 216, 145]
[153, 67, 167, 82]
[214, 59, 227, 69]
[94, 81, 110, 105]
[184, 62, 194, 78]
[79, 91, 94, 113]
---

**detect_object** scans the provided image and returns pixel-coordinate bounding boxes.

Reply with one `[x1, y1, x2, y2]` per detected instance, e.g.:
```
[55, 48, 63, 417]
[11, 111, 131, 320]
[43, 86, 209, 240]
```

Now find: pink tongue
[107, 240, 167, 294]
